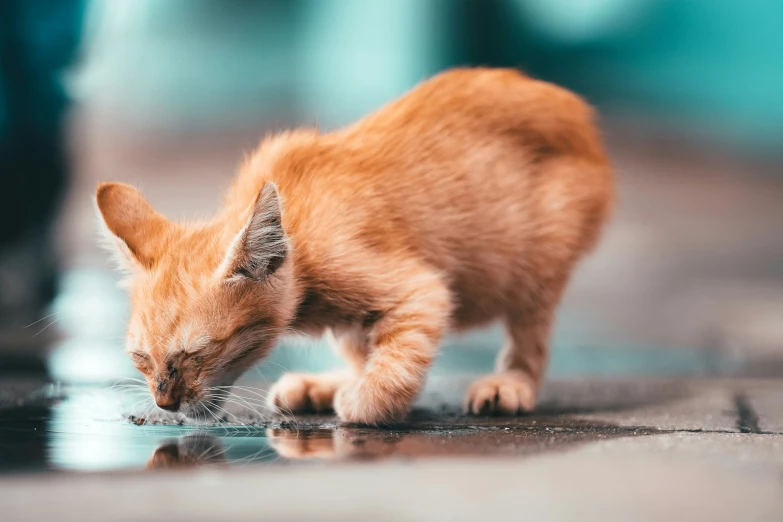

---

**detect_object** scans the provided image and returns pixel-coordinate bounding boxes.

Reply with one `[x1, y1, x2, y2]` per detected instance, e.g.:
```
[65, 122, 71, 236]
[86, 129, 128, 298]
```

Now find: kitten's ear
[95, 182, 174, 273]
[219, 182, 288, 282]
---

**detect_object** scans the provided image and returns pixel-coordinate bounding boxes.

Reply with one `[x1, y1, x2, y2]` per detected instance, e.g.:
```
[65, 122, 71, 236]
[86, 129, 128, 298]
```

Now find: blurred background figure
[2, 0, 782, 384]
[0, 0, 84, 372]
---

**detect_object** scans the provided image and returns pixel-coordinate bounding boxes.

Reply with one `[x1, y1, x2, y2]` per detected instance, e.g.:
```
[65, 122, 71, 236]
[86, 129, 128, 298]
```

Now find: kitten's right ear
[95, 182, 174, 273]
[217, 182, 289, 283]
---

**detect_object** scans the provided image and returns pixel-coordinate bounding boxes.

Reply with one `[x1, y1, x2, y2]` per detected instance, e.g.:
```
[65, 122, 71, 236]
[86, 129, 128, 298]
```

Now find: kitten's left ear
[219, 182, 289, 282]
[95, 182, 175, 274]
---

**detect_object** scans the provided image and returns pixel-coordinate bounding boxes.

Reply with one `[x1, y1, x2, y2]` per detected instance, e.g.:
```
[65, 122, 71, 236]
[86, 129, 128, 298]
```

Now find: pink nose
[156, 398, 180, 412]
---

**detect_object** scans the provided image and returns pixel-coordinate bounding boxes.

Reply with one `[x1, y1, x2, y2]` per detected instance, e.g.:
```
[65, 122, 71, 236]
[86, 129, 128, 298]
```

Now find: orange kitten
[96, 68, 613, 425]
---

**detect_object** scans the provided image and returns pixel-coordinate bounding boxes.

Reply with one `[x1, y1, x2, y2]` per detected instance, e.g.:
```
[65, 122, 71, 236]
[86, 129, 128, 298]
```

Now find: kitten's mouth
[178, 401, 211, 419]
[179, 395, 228, 421]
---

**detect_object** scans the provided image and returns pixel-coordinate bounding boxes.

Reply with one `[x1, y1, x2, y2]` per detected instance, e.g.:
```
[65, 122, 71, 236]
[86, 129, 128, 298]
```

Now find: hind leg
[465, 279, 566, 415]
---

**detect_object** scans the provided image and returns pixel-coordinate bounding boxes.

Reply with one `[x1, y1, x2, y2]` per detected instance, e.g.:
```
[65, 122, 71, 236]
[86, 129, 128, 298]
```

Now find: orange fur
[96, 68, 613, 424]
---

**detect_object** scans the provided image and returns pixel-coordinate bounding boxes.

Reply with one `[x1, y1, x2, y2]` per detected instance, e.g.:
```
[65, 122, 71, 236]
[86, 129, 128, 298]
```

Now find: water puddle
[0, 268, 739, 473]
[0, 382, 673, 473]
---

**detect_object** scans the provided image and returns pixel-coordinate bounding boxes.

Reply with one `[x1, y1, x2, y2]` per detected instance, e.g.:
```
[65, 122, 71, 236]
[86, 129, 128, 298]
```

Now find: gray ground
[1, 113, 782, 521]
[1, 373, 783, 521]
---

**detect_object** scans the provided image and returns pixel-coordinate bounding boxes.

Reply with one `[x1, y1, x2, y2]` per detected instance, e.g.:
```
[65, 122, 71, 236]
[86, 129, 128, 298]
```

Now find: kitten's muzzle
[154, 371, 183, 412]
[156, 397, 181, 412]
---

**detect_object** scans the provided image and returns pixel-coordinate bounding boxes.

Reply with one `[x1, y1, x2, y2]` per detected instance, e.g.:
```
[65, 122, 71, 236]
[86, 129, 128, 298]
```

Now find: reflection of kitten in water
[267, 429, 410, 461]
[148, 429, 505, 468]
[147, 434, 227, 469]
[146, 430, 394, 468]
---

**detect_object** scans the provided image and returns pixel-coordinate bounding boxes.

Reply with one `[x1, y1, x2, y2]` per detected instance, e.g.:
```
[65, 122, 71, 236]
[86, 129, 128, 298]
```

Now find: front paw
[267, 372, 351, 413]
[333, 379, 411, 425]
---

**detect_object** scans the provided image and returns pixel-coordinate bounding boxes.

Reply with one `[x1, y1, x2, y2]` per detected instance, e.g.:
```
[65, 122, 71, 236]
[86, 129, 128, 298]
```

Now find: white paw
[333, 378, 410, 425]
[465, 372, 537, 415]
[267, 372, 350, 413]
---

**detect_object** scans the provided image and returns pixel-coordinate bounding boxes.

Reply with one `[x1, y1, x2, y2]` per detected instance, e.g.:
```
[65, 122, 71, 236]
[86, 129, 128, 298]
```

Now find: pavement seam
[733, 393, 762, 434]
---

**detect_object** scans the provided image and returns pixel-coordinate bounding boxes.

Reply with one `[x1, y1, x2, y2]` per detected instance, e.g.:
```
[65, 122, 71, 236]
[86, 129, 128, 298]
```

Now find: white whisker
[23, 311, 59, 329]
[33, 318, 60, 336]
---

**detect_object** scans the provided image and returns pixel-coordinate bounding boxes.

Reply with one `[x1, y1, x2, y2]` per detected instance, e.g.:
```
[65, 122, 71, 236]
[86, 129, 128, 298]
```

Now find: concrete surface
[1, 106, 782, 520]
[2, 375, 783, 521]
[3, 451, 782, 522]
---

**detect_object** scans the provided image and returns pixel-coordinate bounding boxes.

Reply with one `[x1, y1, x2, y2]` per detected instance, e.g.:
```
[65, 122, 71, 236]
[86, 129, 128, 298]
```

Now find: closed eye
[130, 351, 149, 363]
[183, 349, 206, 365]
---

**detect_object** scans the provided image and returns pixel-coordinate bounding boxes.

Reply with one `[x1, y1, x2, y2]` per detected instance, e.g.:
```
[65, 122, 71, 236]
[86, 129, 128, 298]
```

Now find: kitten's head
[147, 435, 226, 469]
[96, 182, 295, 417]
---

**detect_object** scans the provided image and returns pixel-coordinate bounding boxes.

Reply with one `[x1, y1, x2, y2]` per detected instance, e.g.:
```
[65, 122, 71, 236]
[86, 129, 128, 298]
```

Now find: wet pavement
[0, 378, 673, 473]
[3, 267, 768, 477]
[1, 270, 782, 483]
[1, 267, 782, 521]
[1, 116, 782, 519]
[1, 365, 781, 470]
[2, 369, 783, 521]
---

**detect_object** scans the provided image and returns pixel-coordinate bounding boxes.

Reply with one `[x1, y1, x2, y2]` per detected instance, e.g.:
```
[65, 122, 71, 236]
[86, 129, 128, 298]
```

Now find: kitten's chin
[181, 375, 243, 420]
[180, 401, 214, 420]
[181, 389, 234, 420]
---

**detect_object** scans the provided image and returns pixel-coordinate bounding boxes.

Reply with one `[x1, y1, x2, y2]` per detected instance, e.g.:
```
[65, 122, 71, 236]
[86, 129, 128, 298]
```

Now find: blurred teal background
[2, 0, 783, 476]
[2, 0, 783, 386]
[71, 0, 783, 155]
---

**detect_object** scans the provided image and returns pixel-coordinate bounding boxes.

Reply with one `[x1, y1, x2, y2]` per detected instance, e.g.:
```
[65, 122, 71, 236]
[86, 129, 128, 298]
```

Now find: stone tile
[579, 431, 783, 470]
[3, 437, 782, 522]
[575, 381, 738, 432]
